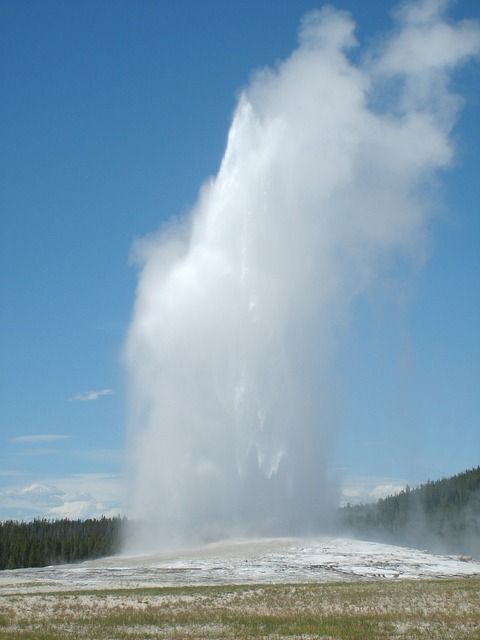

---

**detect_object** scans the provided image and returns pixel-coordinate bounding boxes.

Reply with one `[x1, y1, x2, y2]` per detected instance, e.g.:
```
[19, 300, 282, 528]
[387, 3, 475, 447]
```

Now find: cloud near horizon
[0, 478, 123, 520]
[340, 475, 408, 505]
[68, 388, 113, 402]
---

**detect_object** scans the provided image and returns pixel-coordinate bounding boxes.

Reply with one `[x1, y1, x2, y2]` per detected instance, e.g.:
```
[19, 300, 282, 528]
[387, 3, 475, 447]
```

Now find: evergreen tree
[0, 516, 126, 570]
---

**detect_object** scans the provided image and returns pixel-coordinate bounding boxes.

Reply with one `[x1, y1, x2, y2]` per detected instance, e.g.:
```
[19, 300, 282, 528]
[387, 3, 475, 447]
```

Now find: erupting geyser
[125, 2, 480, 551]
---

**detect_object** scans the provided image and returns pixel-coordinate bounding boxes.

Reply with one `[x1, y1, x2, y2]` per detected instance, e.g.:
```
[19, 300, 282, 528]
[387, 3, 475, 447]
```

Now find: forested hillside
[0, 516, 124, 570]
[340, 467, 480, 557]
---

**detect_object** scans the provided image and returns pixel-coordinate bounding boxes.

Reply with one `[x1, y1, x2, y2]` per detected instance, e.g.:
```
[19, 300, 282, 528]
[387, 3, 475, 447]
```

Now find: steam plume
[125, 1, 479, 551]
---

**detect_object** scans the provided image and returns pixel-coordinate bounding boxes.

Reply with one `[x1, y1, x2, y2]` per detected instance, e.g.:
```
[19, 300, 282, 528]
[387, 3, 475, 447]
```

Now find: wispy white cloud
[9, 434, 71, 444]
[18, 448, 64, 457]
[68, 388, 113, 402]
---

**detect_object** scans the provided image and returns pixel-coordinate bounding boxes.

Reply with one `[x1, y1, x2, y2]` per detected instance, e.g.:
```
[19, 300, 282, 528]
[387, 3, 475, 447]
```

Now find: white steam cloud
[125, 1, 479, 551]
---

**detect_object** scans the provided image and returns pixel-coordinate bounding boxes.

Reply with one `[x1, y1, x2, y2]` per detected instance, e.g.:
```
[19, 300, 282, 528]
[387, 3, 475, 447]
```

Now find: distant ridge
[340, 467, 480, 558]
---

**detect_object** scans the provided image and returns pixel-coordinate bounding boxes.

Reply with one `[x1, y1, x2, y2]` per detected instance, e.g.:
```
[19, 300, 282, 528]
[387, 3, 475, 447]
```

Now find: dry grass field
[1, 577, 479, 639]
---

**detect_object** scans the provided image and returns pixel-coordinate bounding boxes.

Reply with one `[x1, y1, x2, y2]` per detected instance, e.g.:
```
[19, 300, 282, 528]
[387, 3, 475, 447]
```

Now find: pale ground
[1, 536, 479, 594]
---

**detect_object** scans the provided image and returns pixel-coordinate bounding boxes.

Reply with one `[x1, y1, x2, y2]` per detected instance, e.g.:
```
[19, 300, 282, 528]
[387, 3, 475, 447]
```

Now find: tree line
[340, 466, 480, 558]
[0, 516, 125, 570]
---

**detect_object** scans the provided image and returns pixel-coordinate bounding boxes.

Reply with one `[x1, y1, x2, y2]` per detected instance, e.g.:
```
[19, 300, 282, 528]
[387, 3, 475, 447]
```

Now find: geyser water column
[125, 3, 480, 551]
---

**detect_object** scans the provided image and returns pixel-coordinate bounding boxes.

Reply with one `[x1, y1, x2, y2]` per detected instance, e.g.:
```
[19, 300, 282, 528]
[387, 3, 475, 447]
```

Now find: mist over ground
[124, 1, 480, 552]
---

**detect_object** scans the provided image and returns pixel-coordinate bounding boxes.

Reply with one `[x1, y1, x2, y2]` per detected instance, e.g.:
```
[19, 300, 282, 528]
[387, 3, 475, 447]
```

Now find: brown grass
[1, 577, 479, 639]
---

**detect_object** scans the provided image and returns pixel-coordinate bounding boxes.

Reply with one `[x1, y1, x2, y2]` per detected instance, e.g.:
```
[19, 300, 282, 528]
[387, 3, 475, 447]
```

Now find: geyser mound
[124, 2, 480, 552]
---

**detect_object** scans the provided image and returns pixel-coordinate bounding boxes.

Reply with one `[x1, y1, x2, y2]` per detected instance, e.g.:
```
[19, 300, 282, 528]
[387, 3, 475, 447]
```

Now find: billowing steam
[125, 1, 479, 551]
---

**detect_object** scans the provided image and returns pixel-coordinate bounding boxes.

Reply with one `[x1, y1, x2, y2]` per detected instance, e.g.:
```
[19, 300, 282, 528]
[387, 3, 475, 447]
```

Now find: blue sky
[1, 0, 479, 521]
